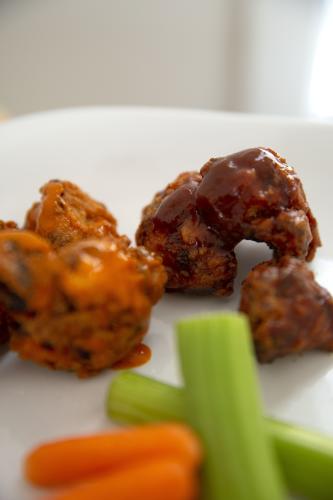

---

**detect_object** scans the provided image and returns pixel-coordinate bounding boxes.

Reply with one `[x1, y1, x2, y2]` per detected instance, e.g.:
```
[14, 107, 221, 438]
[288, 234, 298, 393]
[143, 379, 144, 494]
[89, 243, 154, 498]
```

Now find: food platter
[0, 107, 333, 500]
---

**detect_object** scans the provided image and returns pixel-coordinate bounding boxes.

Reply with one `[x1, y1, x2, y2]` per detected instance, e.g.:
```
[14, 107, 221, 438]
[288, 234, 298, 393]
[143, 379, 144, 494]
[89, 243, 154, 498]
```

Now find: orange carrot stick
[44, 458, 198, 500]
[25, 423, 202, 487]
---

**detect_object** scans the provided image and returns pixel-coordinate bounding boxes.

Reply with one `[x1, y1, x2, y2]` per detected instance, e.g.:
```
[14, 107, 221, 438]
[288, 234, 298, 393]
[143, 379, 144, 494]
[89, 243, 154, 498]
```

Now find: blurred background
[0, 0, 333, 119]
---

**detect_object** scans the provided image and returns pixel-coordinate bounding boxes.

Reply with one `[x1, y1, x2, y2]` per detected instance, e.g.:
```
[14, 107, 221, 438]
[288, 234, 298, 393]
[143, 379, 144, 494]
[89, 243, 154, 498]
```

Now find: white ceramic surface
[0, 107, 333, 500]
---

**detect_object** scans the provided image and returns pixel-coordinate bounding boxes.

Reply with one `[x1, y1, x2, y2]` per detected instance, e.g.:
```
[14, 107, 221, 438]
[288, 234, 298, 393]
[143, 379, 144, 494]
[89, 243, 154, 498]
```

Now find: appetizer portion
[240, 256, 333, 362]
[0, 304, 14, 345]
[136, 148, 320, 295]
[137, 172, 237, 296]
[25, 180, 127, 248]
[0, 230, 166, 376]
[0, 220, 17, 231]
[0, 220, 18, 344]
[197, 148, 320, 261]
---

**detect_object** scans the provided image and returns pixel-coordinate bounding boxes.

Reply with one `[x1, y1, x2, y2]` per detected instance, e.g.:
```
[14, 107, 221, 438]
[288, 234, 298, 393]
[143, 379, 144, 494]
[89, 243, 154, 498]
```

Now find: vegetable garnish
[176, 313, 286, 500]
[107, 370, 185, 425]
[108, 373, 333, 500]
[108, 370, 333, 499]
[44, 458, 198, 500]
[24, 423, 201, 487]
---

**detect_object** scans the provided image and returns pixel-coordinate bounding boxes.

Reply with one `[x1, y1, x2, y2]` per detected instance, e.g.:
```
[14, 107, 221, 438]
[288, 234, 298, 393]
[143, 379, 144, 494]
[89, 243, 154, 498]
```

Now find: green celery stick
[107, 370, 185, 425]
[178, 313, 286, 500]
[107, 371, 333, 500]
[268, 418, 333, 500]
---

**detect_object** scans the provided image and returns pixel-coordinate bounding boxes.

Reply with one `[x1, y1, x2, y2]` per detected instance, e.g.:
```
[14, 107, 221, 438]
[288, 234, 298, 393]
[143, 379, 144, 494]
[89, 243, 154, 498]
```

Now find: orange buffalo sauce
[113, 343, 152, 370]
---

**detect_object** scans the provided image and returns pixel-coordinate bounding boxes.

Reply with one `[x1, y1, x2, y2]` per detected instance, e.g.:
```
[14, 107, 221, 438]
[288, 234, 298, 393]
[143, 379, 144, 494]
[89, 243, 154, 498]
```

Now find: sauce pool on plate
[113, 343, 152, 370]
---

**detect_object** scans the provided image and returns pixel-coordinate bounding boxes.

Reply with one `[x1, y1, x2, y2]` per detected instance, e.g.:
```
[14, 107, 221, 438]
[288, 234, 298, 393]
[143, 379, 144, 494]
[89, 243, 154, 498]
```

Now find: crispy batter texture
[240, 256, 333, 362]
[0, 231, 166, 376]
[25, 180, 128, 248]
[0, 220, 17, 231]
[0, 303, 13, 345]
[136, 148, 320, 295]
[0, 220, 18, 344]
[136, 172, 237, 296]
[7, 180, 167, 375]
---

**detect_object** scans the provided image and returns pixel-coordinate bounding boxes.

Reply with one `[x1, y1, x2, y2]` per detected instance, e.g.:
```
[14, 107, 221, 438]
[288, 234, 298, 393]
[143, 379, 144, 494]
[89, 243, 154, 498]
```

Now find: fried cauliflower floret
[25, 180, 128, 249]
[197, 148, 320, 261]
[136, 172, 236, 296]
[0, 231, 166, 376]
[0, 220, 17, 231]
[136, 148, 320, 295]
[0, 220, 18, 344]
[0, 304, 13, 345]
[239, 256, 333, 363]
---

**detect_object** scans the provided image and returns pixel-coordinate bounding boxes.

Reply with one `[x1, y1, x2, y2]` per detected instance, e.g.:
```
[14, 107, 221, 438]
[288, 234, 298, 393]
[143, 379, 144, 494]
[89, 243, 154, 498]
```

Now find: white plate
[1, 107, 333, 500]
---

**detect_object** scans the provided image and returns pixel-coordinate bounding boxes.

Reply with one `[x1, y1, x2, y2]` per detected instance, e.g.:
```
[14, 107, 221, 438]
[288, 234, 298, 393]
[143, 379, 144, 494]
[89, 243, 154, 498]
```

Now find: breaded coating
[25, 180, 128, 248]
[136, 172, 237, 296]
[197, 148, 320, 261]
[0, 220, 17, 231]
[136, 148, 320, 295]
[239, 256, 333, 362]
[0, 220, 18, 343]
[0, 231, 166, 376]
[0, 304, 13, 345]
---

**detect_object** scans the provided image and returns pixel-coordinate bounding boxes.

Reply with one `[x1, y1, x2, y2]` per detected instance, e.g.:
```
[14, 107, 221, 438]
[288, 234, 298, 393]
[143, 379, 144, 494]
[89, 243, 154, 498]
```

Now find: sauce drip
[113, 343, 152, 370]
[153, 178, 199, 232]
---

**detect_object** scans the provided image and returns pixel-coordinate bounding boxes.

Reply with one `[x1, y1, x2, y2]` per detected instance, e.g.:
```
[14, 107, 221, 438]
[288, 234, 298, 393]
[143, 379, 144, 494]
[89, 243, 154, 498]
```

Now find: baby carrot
[44, 458, 198, 500]
[25, 423, 202, 487]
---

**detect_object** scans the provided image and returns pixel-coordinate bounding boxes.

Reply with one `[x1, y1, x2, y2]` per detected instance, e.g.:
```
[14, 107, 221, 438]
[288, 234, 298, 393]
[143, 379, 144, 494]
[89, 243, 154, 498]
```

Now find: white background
[0, 0, 331, 117]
